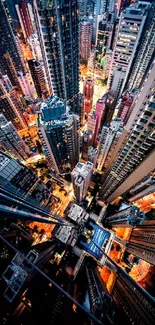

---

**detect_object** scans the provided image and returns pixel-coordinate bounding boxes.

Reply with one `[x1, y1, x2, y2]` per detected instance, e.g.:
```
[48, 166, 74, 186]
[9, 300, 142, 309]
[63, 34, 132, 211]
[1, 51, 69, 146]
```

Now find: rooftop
[72, 161, 93, 178]
[66, 203, 89, 225]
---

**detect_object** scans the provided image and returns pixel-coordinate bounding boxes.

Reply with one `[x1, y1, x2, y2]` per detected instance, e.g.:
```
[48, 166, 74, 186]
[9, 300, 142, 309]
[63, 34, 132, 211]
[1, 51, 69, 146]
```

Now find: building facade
[116, 90, 139, 125]
[127, 2, 155, 90]
[0, 114, 30, 160]
[0, 150, 51, 209]
[15, 1, 34, 40]
[100, 60, 155, 201]
[126, 172, 155, 203]
[81, 130, 93, 160]
[38, 96, 80, 173]
[126, 220, 155, 265]
[87, 111, 97, 142]
[104, 205, 145, 228]
[28, 59, 49, 99]
[0, 0, 26, 87]
[108, 2, 148, 98]
[71, 161, 93, 203]
[97, 118, 123, 171]
[94, 98, 105, 145]
[80, 19, 92, 63]
[0, 75, 27, 130]
[33, 0, 80, 112]
[83, 78, 94, 114]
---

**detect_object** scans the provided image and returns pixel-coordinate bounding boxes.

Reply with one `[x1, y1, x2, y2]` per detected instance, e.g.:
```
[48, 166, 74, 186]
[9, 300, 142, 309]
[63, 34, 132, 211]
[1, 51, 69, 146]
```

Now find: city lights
[0, 1, 154, 325]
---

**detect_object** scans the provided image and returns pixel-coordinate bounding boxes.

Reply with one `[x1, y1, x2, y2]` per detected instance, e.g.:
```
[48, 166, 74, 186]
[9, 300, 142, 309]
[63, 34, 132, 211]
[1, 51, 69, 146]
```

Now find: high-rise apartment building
[71, 161, 93, 203]
[0, 0, 26, 86]
[33, 0, 80, 112]
[87, 111, 97, 134]
[92, 0, 101, 45]
[101, 92, 116, 126]
[97, 118, 123, 171]
[126, 172, 155, 203]
[88, 50, 96, 71]
[28, 33, 43, 62]
[78, 92, 85, 126]
[97, 19, 105, 54]
[0, 75, 27, 130]
[78, 0, 95, 17]
[3, 0, 20, 29]
[111, 264, 155, 325]
[81, 130, 93, 160]
[116, 89, 139, 125]
[80, 19, 92, 63]
[83, 78, 94, 114]
[0, 114, 30, 160]
[108, 2, 148, 98]
[126, 220, 155, 265]
[127, 2, 155, 90]
[0, 150, 52, 209]
[15, 1, 33, 39]
[28, 59, 49, 99]
[94, 98, 105, 145]
[87, 111, 97, 144]
[38, 96, 80, 173]
[85, 258, 114, 324]
[85, 246, 155, 325]
[100, 60, 155, 202]
[104, 205, 145, 228]
[15, 1, 34, 40]
[88, 147, 98, 168]
[17, 71, 36, 101]
[109, 67, 126, 102]
[105, 150, 155, 204]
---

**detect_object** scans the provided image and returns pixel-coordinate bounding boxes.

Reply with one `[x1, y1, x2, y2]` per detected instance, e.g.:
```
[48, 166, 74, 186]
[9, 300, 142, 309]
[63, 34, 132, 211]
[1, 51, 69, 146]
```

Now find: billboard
[79, 221, 110, 259]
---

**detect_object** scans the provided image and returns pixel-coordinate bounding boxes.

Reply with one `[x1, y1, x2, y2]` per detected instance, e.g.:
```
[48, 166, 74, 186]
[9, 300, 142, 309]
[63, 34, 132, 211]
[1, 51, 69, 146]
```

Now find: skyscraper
[17, 71, 36, 101]
[111, 264, 155, 325]
[83, 78, 94, 114]
[28, 59, 49, 99]
[104, 150, 155, 204]
[127, 2, 155, 90]
[100, 92, 115, 126]
[0, 0, 26, 86]
[108, 2, 148, 98]
[78, 93, 85, 126]
[38, 96, 80, 173]
[103, 205, 145, 228]
[94, 98, 105, 145]
[100, 60, 155, 202]
[126, 172, 155, 203]
[88, 147, 98, 168]
[125, 220, 155, 265]
[97, 118, 123, 171]
[85, 257, 114, 324]
[116, 89, 139, 125]
[0, 113, 30, 160]
[33, 0, 80, 111]
[87, 111, 97, 141]
[78, 0, 95, 17]
[81, 130, 93, 160]
[0, 150, 52, 209]
[15, 1, 34, 40]
[80, 18, 92, 63]
[92, 0, 101, 45]
[0, 74, 27, 130]
[108, 67, 126, 102]
[71, 161, 93, 203]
